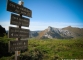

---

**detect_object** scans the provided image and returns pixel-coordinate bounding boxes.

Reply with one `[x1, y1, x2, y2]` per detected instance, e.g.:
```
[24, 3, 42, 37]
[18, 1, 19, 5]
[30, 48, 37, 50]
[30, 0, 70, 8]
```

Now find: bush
[0, 37, 13, 58]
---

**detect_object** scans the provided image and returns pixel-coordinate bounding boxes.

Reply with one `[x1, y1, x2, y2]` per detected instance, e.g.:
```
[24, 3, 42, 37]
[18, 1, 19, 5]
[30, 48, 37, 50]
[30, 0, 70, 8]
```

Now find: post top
[18, 0, 24, 5]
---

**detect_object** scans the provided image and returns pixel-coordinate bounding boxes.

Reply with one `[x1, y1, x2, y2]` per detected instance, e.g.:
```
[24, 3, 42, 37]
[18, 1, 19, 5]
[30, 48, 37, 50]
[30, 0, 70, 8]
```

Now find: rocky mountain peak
[48, 26, 53, 31]
[39, 26, 75, 39]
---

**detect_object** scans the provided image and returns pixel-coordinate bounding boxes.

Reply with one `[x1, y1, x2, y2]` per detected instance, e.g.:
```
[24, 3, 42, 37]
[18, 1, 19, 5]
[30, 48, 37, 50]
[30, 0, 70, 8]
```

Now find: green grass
[0, 37, 83, 60]
[21, 38, 83, 60]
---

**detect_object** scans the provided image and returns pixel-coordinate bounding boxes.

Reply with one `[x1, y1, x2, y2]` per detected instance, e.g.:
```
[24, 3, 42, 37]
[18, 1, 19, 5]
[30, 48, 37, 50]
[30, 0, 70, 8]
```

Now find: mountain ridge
[30, 26, 83, 39]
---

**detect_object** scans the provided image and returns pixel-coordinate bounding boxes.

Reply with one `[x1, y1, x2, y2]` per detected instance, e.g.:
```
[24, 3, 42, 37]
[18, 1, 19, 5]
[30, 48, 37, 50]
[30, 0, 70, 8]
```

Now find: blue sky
[0, 0, 83, 31]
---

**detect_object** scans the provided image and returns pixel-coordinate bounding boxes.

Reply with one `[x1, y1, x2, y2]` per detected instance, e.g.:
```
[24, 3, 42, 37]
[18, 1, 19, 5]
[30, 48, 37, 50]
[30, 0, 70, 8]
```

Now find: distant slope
[62, 26, 83, 38]
[29, 31, 41, 38]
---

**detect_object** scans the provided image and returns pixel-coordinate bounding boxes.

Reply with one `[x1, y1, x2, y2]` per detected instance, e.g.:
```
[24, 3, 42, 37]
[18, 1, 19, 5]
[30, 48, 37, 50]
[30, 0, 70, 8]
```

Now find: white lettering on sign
[10, 14, 30, 27]
[7, 0, 32, 17]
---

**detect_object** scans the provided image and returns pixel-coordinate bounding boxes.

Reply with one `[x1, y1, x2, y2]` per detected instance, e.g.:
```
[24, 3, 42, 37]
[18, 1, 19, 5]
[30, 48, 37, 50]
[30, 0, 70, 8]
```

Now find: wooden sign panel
[8, 40, 28, 52]
[7, 0, 32, 17]
[10, 14, 30, 27]
[9, 27, 29, 38]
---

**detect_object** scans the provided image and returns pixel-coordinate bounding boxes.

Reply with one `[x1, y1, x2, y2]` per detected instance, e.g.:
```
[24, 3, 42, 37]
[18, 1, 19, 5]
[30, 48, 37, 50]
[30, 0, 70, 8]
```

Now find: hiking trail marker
[6, 0, 32, 60]
[10, 14, 30, 27]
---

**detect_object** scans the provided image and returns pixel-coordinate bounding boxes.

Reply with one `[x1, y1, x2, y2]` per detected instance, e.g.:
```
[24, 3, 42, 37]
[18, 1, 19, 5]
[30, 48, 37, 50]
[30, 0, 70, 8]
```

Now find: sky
[0, 0, 83, 31]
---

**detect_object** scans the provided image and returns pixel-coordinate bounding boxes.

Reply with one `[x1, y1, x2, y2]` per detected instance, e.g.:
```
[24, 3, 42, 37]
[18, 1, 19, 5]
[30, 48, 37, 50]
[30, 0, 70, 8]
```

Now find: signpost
[10, 14, 30, 27]
[9, 40, 28, 52]
[7, 0, 32, 17]
[6, 0, 32, 60]
[9, 27, 29, 38]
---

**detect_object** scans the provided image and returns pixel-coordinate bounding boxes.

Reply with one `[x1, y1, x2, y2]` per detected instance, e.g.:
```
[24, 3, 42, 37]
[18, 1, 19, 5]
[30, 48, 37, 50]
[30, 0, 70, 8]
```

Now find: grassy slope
[22, 38, 83, 60]
[0, 38, 83, 60]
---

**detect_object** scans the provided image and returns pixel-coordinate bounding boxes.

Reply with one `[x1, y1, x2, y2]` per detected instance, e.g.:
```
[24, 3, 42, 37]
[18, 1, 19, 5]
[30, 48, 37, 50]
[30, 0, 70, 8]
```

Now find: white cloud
[29, 21, 83, 31]
[0, 21, 83, 31]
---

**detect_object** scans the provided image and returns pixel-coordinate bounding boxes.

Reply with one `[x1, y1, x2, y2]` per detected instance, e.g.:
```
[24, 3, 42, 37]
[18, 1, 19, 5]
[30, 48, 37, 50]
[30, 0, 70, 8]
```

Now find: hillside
[62, 26, 83, 38]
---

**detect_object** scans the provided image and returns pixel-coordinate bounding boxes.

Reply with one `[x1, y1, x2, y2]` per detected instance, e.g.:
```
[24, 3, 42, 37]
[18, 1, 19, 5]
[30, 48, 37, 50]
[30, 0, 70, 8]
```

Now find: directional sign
[8, 40, 28, 52]
[7, 0, 32, 17]
[9, 27, 29, 38]
[10, 14, 30, 27]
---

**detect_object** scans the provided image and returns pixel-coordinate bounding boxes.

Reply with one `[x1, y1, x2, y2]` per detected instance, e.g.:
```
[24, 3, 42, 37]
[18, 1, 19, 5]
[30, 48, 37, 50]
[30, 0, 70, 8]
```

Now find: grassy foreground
[0, 38, 83, 60]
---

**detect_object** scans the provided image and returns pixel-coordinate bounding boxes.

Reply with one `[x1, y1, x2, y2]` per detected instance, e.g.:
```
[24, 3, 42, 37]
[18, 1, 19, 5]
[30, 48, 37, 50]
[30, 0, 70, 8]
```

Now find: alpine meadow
[0, 0, 83, 60]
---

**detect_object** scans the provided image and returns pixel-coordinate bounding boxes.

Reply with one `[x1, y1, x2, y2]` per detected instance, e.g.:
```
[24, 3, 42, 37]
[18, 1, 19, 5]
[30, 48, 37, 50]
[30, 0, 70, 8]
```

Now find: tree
[0, 25, 6, 37]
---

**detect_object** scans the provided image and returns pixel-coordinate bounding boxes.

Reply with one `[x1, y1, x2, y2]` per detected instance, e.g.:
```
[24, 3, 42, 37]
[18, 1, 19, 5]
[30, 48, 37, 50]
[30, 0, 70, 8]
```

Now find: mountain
[38, 26, 74, 39]
[30, 26, 83, 39]
[29, 31, 41, 38]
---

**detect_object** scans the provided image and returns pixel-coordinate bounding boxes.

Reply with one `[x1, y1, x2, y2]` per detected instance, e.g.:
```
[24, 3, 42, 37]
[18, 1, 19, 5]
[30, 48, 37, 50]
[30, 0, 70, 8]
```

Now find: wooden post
[15, 51, 20, 60]
[15, 1, 23, 60]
